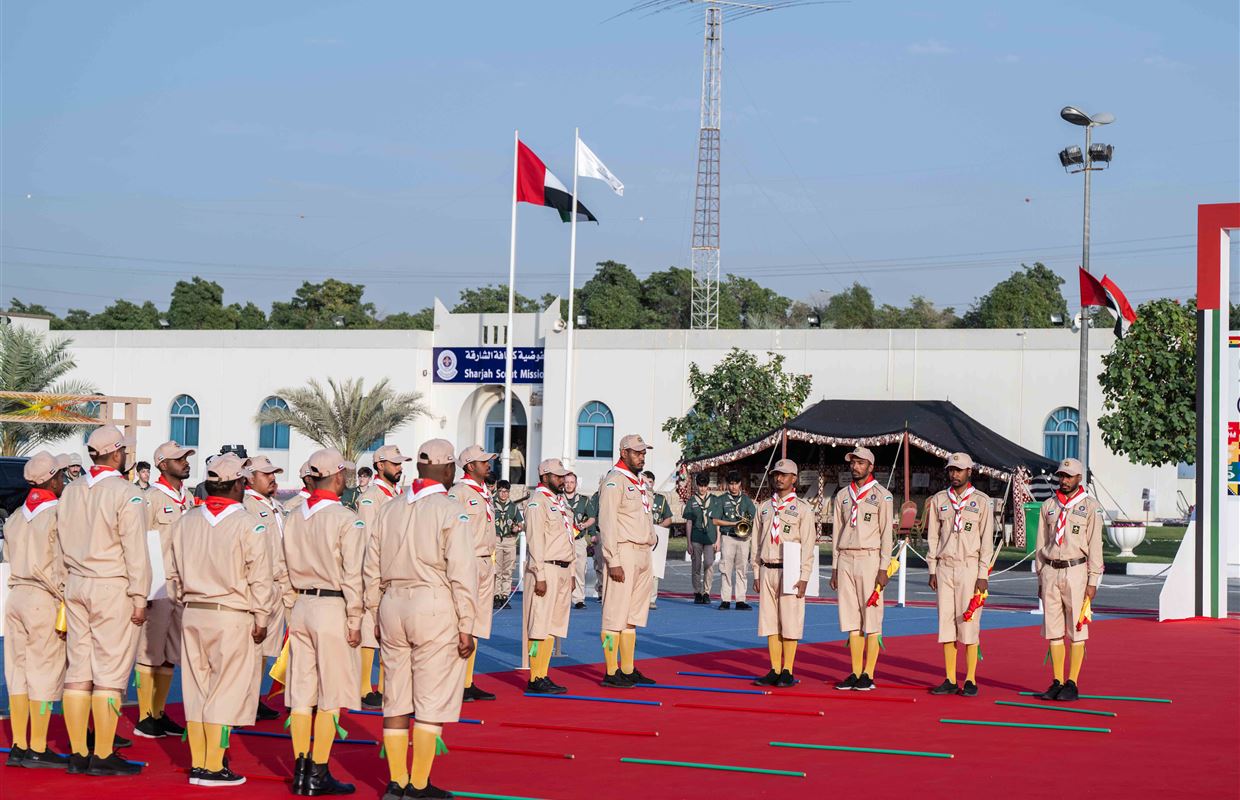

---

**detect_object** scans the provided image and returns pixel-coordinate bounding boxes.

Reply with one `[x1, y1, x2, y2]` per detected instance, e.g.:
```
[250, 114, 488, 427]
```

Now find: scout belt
[1046, 557, 1087, 569]
[297, 588, 345, 598]
[760, 560, 784, 569]
[723, 530, 747, 539]
[544, 560, 572, 568]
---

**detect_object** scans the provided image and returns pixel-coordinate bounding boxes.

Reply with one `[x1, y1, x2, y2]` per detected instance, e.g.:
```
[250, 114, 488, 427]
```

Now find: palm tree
[255, 377, 429, 466]
[0, 326, 97, 456]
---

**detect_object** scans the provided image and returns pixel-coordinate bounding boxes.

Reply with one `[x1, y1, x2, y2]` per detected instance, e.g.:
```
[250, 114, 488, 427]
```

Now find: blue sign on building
[432, 347, 545, 384]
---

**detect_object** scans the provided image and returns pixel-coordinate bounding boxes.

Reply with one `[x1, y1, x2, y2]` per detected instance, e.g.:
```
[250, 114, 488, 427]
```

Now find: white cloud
[907, 40, 954, 56]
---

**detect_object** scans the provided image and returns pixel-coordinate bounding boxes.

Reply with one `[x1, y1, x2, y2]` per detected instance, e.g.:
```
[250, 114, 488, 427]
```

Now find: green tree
[166, 277, 236, 329]
[0, 326, 97, 455]
[722, 275, 794, 329]
[1097, 298, 1196, 466]
[641, 267, 693, 328]
[91, 300, 161, 330]
[962, 262, 1067, 328]
[270, 279, 376, 329]
[874, 296, 959, 328]
[378, 308, 434, 330]
[1231, 303, 1239, 329]
[453, 285, 541, 314]
[663, 348, 812, 460]
[817, 282, 876, 329]
[577, 260, 644, 328]
[63, 309, 94, 329]
[231, 301, 268, 329]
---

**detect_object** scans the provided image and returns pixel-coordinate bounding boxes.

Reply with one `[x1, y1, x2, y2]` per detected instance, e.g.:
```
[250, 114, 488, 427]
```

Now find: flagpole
[562, 127, 581, 466]
[502, 129, 518, 483]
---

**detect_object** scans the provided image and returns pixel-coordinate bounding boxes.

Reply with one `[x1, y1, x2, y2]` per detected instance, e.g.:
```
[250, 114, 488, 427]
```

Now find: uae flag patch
[517, 141, 596, 223]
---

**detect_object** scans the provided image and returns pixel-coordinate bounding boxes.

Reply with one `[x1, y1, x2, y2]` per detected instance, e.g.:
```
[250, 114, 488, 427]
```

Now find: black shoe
[67, 753, 91, 775]
[5, 746, 27, 767]
[717, 601, 731, 610]
[382, 781, 406, 800]
[302, 761, 354, 795]
[86, 752, 142, 776]
[929, 679, 957, 695]
[22, 749, 69, 770]
[775, 670, 800, 688]
[1037, 680, 1063, 701]
[835, 673, 860, 691]
[87, 730, 131, 750]
[292, 755, 311, 795]
[573, 602, 586, 609]
[543, 675, 568, 694]
[855, 673, 875, 691]
[198, 766, 247, 787]
[188, 767, 207, 785]
[404, 783, 453, 799]
[462, 684, 496, 702]
[734, 602, 752, 611]
[1055, 680, 1079, 702]
[625, 669, 656, 685]
[156, 712, 185, 736]
[600, 672, 633, 689]
[958, 680, 978, 697]
[361, 691, 384, 710]
[752, 669, 779, 686]
[256, 700, 281, 721]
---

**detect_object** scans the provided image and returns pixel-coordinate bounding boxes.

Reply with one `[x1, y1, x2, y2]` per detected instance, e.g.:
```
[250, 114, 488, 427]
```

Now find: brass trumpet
[734, 516, 753, 538]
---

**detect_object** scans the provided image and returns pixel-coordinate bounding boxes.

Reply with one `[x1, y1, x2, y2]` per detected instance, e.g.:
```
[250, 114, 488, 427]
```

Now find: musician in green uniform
[492, 480, 524, 609]
[643, 471, 673, 610]
[684, 474, 717, 604]
[712, 470, 757, 610]
[563, 472, 594, 610]
[585, 481, 604, 600]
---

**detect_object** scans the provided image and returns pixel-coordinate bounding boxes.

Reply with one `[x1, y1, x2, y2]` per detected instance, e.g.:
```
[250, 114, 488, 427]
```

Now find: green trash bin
[1023, 502, 1042, 553]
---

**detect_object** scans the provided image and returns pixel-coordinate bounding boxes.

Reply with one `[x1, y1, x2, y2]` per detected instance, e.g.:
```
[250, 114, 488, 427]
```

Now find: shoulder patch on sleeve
[353, 520, 366, 528]
[458, 514, 470, 522]
[528, 501, 540, 508]
[254, 524, 267, 533]
[129, 495, 144, 504]
[605, 482, 617, 488]
[447, 493, 458, 500]
[361, 498, 373, 505]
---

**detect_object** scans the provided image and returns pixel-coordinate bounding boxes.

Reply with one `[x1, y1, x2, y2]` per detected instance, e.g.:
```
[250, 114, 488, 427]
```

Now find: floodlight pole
[1077, 123, 1093, 479]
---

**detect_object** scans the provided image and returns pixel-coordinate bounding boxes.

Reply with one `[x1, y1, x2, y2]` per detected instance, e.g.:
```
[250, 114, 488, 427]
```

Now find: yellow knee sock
[1069, 642, 1085, 682]
[135, 665, 156, 718]
[384, 729, 409, 785]
[8, 694, 29, 749]
[30, 699, 51, 751]
[410, 723, 442, 790]
[152, 667, 174, 717]
[848, 632, 864, 676]
[619, 629, 637, 673]
[312, 710, 338, 763]
[767, 635, 782, 671]
[537, 636, 555, 679]
[781, 639, 798, 673]
[965, 644, 979, 683]
[361, 647, 376, 695]
[1049, 641, 1066, 682]
[464, 649, 476, 688]
[943, 642, 957, 681]
[601, 631, 620, 675]
[289, 710, 313, 757]
[187, 721, 207, 769]
[864, 634, 880, 676]
[378, 663, 385, 694]
[91, 690, 122, 759]
[63, 689, 92, 756]
[204, 723, 228, 772]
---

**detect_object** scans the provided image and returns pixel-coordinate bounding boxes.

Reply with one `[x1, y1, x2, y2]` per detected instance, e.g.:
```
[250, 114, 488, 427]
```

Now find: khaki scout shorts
[287, 595, 360, 711]
[523, 563, 572, 641]
[181, 606, 259, 726]
[379, 588, 467, 723]
[835, 550, 883, 635]
[756, 564, 805, 639]
[64, 575, 142, 689]
[1040, 562, 1090, 643]
[3, 585, 66, 701]
[935, 558, 982, 645]
[137, 597, 182, 666]
[601, 542, 652, 631]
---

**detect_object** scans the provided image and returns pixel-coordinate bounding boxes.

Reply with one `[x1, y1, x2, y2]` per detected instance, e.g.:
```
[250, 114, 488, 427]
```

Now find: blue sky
[2, 0, 1237, 319]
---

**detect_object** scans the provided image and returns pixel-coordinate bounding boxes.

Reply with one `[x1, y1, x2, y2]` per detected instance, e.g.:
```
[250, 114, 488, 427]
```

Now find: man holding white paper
[749, 459, 816, 688]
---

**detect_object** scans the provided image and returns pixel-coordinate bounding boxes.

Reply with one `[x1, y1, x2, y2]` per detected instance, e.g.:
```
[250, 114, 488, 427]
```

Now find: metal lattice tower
[690, 4, 723, 330]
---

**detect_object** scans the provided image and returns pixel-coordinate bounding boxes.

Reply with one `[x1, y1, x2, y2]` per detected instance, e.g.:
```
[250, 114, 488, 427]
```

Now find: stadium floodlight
[1089, 143, 1114, 164]
[576, 314, 588, 328]
[1059, 146, 1084, 168]
[806, 313, 821, 329]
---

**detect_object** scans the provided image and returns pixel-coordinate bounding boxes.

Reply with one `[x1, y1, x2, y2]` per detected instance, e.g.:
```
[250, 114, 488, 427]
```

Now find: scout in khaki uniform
[925, 452, 994, 697]
[4, 452, 72, 769]
[355, 444, 411, 709]
[644, 471, 673, 610]
[59, 425, 151, 776]
[750, 459, 817, 688]
[683, 474, 716, 604]
[522, 458, 576, 695]
[273, 448, 365, 796]
[713, 471, 757, 610]
[830, 446, 893, 692]
[1034, 457, 1104, 703]
[167, 454, 274, 787]
[598, 434, 659, 689]
[364, 439, 477, 800]
[282, 462, 315, 514]
[242, 454, 287, 721]
[493, 480, 524, 607]
[563, 471, 594, 609]
[447, 444, 499, 702]
[133, 440, 195, 740]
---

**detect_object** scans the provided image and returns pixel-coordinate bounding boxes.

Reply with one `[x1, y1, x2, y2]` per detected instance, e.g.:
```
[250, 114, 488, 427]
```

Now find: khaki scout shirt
[1035, 492, 1105, 587]
[447, 480, 497, 558]
[244, 489, 287, 619]
[830, 483, 894, 569]
[168, 503, 274, 623]
[598, 467, 657, 564]
[148, 479, 194, 594]
[523, 487, 577, 583]
[58, 469, 151, 610]
[750, 492, 818, 582]
[282, 489, 311, 515]
[363, 486, 476, 634]
[356, 479, 400, 530]
[275, 494, 366, 629]
[925, 487, 994, 580]
[5, 493, 65, 600]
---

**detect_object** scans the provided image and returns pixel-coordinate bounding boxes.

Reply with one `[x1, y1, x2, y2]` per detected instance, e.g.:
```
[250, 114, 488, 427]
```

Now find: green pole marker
[454, 792, 548, 800]
[995, 701, 1116, 718]
[940, 719, 1109, 734]
[621, 757, 805, 777]
[1017, 691, 1171, 704]
[770, 742, 952, 759]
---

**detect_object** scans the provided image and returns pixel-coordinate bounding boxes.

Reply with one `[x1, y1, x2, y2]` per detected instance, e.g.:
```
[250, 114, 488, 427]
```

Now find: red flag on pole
[1079, 267, 1138, 337]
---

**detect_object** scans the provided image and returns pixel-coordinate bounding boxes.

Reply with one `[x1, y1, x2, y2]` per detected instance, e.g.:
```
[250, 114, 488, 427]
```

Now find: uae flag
[516, 141, 596, 223]
[1079, 267, 1138, 337]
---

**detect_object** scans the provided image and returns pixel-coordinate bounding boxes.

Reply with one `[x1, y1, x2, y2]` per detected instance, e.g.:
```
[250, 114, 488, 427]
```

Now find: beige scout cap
[845, 446, 875, 464]
[1055, 457, 1084, 477]
[65, 453, 83, 467]
[373, 444, 412, 465]
[771, 458, 799, 475]
[538, 458, 570, 477]
[24, 451, 71, 484]
[154, 440, 195, 465]
[297, 461, 313, 478]
[86, 425, 128, 456]
[243, 455, 283, 476]
[307, 448, 354, 478]
[416, 439, 455, 466]
[946, 452, 974, 470]
[457, 444, 497, 469]
[206, 453, 247, 482]
[619, 434, 652, 452]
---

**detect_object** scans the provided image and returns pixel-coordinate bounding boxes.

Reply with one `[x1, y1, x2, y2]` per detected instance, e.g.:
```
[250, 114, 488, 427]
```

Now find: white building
[8, 302, 1183, 517]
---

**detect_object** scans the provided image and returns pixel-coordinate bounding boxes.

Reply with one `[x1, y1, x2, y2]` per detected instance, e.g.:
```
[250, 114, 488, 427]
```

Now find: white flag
[576, 137, 624, 196]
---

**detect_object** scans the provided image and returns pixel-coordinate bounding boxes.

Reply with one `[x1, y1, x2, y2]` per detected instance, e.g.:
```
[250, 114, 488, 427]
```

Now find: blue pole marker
[676, 671, 759, 681]
[632, 684, 767, 696]
[233, 730, 378, 746]
[348, 709, 485, 724]
[523, 693, 662, 707]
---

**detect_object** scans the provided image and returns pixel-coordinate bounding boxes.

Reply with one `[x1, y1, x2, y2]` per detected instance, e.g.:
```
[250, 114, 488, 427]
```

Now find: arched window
[258, 396, 290, 450]
[366, 433, 385, 452]
[1043, 407, 1079, 462]
[170, 394, 200, 447]
[576, 401, 615, 460]
[80, 400, 100, 443]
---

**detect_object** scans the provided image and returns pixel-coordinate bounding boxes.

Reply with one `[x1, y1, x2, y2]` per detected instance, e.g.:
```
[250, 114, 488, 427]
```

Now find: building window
[576, 401, 615, 460]
[1043, 407, 1079, 462]
[366, 433, 385, 452]
[80, 400, 100, 443]
[258, 396, 290, 450]
[170, 394, 201, 447]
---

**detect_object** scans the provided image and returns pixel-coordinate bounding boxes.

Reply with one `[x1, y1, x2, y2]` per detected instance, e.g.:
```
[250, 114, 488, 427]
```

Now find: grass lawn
[995, 524, 1186, 564]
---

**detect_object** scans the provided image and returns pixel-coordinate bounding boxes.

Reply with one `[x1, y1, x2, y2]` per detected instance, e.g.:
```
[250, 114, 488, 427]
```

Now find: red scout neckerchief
[1054, 486, 1087, 545]
[612, 461, 651, 514]
[947, 484, 975, 534]
[769, 491, 797, 545]
[461, 477, 494, 523]
[153, 475, 190, 508]
[536, 483, 576, 537]
[373, 477, 398, 499]
[407, 478, 447, 503]
[24, 488, 58, 514]
[307, 489, 340, 509]
[85, 465, 121, 486]
[848, 478, 878, 527]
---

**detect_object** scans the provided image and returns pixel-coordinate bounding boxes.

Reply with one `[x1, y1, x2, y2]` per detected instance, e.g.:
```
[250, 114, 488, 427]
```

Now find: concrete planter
[1106, 521, 1147, 558]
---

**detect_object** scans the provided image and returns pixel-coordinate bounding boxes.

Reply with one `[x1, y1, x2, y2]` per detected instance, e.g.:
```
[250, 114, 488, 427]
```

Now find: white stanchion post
[897, 538, 908, 607]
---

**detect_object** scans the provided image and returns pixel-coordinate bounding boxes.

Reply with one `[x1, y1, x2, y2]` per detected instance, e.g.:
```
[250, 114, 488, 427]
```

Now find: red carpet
[5, 617, 1237, 799]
